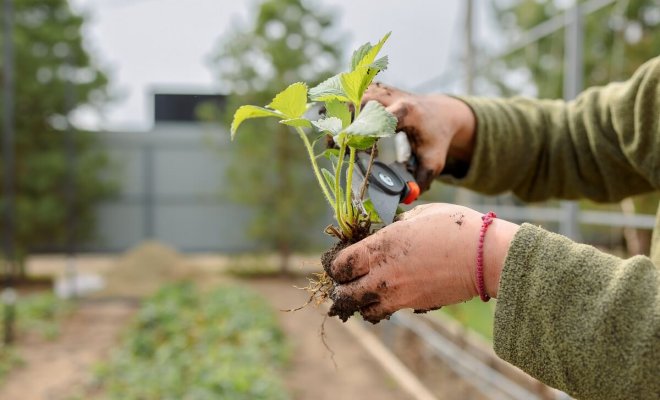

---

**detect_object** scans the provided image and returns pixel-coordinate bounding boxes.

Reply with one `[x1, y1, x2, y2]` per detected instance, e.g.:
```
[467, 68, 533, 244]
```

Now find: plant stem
[334, 140, 351, 236]
[295, 127, 334, 209]
[345, 147, 357, 221]
[359, 143, 377, 200]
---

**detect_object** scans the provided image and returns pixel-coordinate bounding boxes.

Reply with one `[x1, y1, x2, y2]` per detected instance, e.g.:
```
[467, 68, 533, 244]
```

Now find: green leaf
[363, 199, 382, 223]
[346, 135, 378, 150]
[344, 100, 397, 138]
[370, 56, 389, 71]
[320, 148, 339, 168]
[321, 148, 339, 160]
[267, 82, 308, 118]
[340, 66, 370, 106]
[321, 168, 336, 196]
[309, 74, 349, 102]
[325, 100, 351, 128]
[312, 117, 343, 136]
[350, 42, 373, 70]
[230, 105, 283, 139]
[355, 32, 391, 71]
[280, 118, 311, 128]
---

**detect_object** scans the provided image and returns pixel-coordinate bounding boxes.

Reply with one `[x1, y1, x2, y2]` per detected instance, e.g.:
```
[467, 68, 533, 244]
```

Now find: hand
[327, 203, 519, 323]
[362, 83, 477, 191]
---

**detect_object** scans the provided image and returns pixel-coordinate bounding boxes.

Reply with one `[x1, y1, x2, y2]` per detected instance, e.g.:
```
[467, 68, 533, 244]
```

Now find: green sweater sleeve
[445, 56, 660, 202]
[448, 58, 660, 398]
[495, 224, 660, 399]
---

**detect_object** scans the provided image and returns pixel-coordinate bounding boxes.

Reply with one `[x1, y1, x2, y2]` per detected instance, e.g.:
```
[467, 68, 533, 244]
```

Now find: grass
[96, 282, 290, 400]
[439, 298, 496, 342]
[0, 292, 73, 383]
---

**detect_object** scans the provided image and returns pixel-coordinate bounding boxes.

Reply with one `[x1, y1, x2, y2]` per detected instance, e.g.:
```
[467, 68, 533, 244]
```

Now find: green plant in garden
[231, 32, 396, 242]
[0, 293, 72, 382]
[97, 282, 289, 400]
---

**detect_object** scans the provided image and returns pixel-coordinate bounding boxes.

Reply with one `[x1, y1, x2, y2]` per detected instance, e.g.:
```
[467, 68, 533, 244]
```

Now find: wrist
[483, 218, 519, 298]
[444, 96, 476, 162]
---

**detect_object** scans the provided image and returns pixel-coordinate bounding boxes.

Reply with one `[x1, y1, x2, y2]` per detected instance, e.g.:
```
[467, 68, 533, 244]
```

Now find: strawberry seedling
[231, 33, 396, 316]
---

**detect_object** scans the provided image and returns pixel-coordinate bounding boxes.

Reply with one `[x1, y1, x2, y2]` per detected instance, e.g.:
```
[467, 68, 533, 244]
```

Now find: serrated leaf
[280, 118, 312, 128]
[351, 42, 373, 70]
[267, 82, 308, 118]
[309, 74, 349, 102]
[230, 105, 283, 139]
[312, 117, 343, 136]
[340, 66, 370, 106]
[370, 56, 389, 71]
[345, 100, 397, 138]
[346, 135, 378, 150]
[356, 32, 391, 71]
[325, 100, 351, 128]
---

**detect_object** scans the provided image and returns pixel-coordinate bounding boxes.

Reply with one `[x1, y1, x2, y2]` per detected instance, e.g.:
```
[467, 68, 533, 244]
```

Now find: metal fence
[84, 123, 259, 253]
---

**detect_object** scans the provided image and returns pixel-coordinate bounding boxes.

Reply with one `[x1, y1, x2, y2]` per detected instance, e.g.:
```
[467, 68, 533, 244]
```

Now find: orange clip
[402, 181, 420, 204]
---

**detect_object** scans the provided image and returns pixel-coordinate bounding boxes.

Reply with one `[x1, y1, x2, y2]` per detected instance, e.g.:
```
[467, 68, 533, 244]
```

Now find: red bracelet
[477, 211, 497, 302]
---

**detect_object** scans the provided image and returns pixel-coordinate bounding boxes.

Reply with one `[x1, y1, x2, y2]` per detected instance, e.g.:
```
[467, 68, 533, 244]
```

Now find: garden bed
[96, 282, 290, 400]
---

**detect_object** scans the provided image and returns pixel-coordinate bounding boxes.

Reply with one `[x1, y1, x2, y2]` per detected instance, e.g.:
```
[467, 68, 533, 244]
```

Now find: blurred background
[0, 0, 658, 399]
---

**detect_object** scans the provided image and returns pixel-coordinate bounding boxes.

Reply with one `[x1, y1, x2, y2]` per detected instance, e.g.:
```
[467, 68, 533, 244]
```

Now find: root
[281, 271, 334, 312]
[320, 315, 337, 369]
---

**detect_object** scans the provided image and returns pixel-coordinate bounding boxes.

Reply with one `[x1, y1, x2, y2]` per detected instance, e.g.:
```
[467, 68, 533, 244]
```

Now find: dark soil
[320, 223, 376, 323]
[321, 240, 351, 278]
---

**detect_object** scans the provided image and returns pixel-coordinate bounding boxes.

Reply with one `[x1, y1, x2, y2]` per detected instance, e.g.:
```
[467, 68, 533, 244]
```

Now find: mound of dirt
[100, 241, 189, 297]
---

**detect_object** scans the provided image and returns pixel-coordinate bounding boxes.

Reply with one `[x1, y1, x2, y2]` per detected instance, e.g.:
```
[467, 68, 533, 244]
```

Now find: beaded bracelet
[477, 211, 497, 302]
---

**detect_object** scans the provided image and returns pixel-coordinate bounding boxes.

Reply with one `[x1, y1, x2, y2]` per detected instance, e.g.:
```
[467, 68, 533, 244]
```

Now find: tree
[489, 0, 660, 254]
[490, 0, 660, 97]
[210, 0, 343, 273]
[1, 0, 114, 276]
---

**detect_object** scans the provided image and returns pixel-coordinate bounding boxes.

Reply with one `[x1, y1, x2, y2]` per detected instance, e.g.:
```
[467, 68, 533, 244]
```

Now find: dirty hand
[362, 83, 476, 192]
[327, 203, 519, 323]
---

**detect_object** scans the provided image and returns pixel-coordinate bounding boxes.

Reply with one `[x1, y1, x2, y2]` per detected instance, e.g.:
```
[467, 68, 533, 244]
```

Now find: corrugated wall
[86, 123, 259, 253]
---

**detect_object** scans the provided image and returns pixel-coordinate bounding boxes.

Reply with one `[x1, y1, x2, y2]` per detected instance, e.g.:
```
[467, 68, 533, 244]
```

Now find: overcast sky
[69, 0, 498, 131]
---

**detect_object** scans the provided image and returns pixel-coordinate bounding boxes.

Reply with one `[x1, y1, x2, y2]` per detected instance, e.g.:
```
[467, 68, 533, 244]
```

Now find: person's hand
[362, 83, 477, 191]
[327, 203, 519, 323]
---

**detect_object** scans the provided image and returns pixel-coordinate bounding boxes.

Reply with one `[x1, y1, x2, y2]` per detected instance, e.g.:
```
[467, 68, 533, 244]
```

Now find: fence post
[560, 3, 583, 241]
[2, 0, 16, 345]
[143, 145, 155, 239]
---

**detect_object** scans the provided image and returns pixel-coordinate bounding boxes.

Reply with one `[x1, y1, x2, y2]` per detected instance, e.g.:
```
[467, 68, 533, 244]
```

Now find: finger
[329, 241, 371, 283]
[385, 103, 413, 132]
[414, 165, 437, 192]
[328, 277, 380, 322]
[396, 204, 436, 221]
[360, 302, 397, 324]
[363, 82, 410, 106]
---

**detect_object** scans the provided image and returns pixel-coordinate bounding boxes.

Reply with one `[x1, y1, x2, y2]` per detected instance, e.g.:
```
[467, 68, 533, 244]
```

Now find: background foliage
[209, 0, 343, 272]
[490, 0, 660, 97]
[0, 0, 115, 272]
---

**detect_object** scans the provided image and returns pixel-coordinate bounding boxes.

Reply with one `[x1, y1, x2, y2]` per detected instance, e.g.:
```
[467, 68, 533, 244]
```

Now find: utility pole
[2, 0, 16, 345]
[560, 2, 583, 241]
[456, 0, 477, 207]
[65, 55, 78, 299]
[465, 0, 475, 95]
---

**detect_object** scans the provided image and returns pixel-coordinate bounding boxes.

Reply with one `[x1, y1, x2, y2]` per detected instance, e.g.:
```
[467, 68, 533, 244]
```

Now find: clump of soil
[301, 222, 373, 323]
